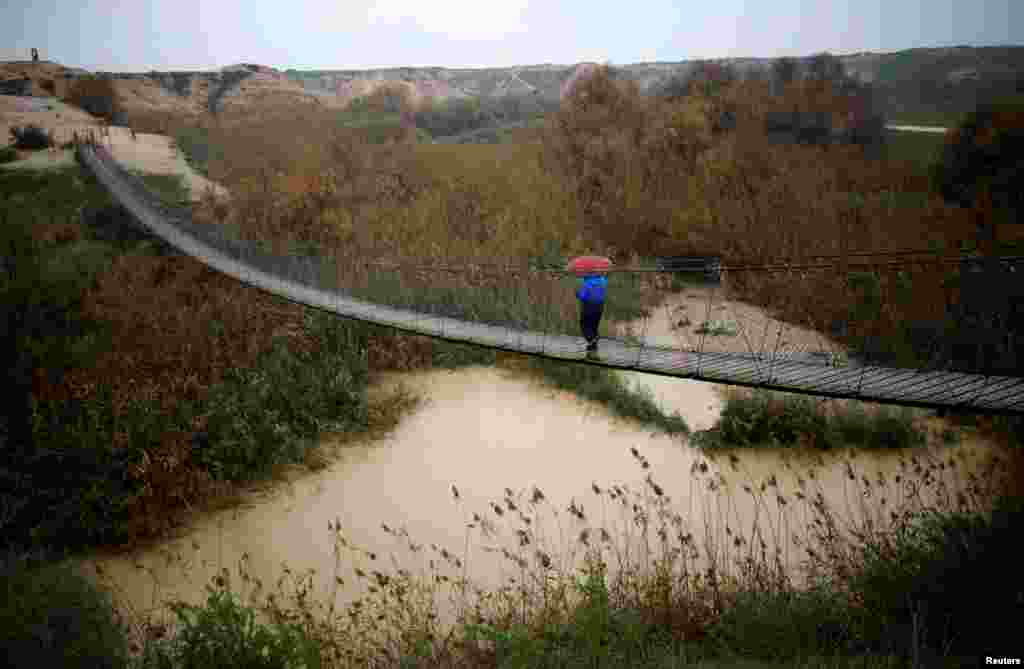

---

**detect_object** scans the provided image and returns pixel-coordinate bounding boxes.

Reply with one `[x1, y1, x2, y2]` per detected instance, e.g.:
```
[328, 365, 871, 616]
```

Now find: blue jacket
[576, 275, 608, 305]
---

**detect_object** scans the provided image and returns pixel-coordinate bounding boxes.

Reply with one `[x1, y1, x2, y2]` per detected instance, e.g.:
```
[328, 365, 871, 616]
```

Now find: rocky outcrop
[207, 70, 252, 114]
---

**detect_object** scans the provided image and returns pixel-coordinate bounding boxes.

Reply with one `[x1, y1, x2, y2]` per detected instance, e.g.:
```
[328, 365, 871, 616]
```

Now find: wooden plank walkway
[79, 145, 1024, 414]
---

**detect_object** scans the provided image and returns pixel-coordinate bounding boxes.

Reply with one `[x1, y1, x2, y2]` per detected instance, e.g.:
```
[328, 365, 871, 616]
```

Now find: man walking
[576, 272, 608, 355]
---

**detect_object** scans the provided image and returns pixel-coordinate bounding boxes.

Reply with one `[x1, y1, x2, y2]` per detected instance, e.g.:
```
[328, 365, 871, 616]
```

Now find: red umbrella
[568, 256, 613, 275]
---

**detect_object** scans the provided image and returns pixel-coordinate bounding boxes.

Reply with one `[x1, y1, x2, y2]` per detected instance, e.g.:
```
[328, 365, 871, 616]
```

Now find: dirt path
[2, 94, 227, 202]
[885, 124, 948, 134]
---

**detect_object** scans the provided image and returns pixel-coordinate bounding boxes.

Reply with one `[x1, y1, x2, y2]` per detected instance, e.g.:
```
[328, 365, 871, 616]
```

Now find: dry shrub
[64, 76, 124, 123]
[358, 82, 413, 113]
[196, 109, 430, 254]
[203, 102, 584, 266]
[542, 65, 717, 260]
[26, 244, 316, 541]
[371, 142, 585, 262]
[536, 68, 984, 353]
[38, 248, 309, 412]
[123, 108, 197, 136]
[121, 429, 225, 540]
[366, 331, 436, 372]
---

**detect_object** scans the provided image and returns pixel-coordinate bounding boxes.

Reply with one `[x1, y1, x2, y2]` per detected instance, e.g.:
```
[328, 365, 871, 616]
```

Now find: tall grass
[69, 436, 1021, 668]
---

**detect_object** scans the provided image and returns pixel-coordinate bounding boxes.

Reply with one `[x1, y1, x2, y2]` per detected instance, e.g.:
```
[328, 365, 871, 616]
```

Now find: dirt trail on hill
[2, 95, 227, 201]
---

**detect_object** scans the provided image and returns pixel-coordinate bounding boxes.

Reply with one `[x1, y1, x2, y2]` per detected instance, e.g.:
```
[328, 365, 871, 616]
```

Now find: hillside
[283, 46, 1024, 121]
[3, 45, 1022, 130]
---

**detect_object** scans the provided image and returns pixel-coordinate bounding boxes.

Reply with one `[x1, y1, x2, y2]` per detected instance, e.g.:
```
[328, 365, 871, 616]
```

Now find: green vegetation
[133, 585, 321, 669]
[931, 94, 1024, 224]
[526, 353, 690, 437]
[1, 549, 132, 669]
[413, 95, 558, 139]
[7, 447, 1013, 668]
[882, 129, 945, 171]
[694, 319, 738, 336]
[133, 171, 193, 205]
[0, 145, 20, 163]
[885, 111, 966, 128]
[171, 125, 223, 177]
[191, 312, 370, 482]
[3, 56, 1023, 669]
[691, 389, 927, 450]
[0, 167, 408, 553]
[0, 159, 687, 556]
[335, 109, 403, 126]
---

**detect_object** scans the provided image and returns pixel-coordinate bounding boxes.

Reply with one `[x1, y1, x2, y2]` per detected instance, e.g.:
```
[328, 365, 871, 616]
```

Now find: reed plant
[78, 433, 1019, 668]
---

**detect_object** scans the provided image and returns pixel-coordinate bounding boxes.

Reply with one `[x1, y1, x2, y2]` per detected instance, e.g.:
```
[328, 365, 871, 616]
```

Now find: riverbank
[71, 362, 1019, 667]
[66, 279, 1016, 666]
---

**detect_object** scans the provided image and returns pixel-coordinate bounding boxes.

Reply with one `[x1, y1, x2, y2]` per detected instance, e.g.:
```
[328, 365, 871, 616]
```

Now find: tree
[689, 61, 737, 98]
[772, 57, 799, 88]
[932, 96, 1024, 226]
[807, 52, 845, 83]
[651, 71, 692, 101]
[64, 76, 123, 124]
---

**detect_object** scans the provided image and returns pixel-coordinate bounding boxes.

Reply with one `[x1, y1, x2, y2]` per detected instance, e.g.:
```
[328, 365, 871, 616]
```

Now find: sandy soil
[615, 281, 847, 360]
[2, 95, 227, 201]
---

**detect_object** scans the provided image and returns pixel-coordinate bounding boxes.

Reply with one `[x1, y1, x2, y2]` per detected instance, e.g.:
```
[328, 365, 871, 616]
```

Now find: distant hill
[282, 46, 1024, 123]
[4, 46, 1022, 127]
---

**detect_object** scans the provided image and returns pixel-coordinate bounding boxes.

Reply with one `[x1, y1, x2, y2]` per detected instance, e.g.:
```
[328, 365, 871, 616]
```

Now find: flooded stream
[77, 290, 1011, 638]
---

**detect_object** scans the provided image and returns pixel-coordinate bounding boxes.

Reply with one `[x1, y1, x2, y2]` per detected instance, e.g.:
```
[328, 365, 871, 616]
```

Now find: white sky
[1, 0, 1020, 71]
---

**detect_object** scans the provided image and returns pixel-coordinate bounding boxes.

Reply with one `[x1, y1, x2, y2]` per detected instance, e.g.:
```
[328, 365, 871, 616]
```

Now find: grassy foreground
[4, 444, 1020, 669]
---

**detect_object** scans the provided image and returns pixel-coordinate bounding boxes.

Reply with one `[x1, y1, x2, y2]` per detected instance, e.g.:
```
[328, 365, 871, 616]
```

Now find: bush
[542, 64, 715, 259]
[0, 145, 18, 163]
[193, 313, 369, 482]
[691, 390, 926, 450]
[932, 95, 1024, 224]
[708, 586, 856, 660]
[65, 76, 123, 123]
[136, 581, 321, 669]
[0, 549, 131, 669]
[9, 124, 53, 150]
[845, 495, 1024, 659]
[2, 389, 162, 552]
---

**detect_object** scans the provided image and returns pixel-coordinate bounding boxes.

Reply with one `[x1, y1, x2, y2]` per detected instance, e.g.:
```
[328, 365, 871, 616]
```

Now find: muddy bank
[78, 362, 1004, 640]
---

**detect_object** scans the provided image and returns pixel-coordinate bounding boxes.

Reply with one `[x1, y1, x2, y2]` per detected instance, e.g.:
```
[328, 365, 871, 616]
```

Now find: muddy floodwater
[77, 291, 1010, 637]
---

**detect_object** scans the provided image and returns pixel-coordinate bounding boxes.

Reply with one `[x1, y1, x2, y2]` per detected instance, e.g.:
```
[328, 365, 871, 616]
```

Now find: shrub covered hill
[3, 45, 1022, 126]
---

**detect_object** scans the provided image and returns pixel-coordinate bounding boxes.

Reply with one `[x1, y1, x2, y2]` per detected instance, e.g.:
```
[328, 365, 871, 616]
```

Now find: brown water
[76, 292, 1010, 639]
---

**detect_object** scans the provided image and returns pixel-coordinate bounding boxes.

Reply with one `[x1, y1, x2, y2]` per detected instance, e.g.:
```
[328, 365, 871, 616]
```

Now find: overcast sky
[2, 0, 1021, 71]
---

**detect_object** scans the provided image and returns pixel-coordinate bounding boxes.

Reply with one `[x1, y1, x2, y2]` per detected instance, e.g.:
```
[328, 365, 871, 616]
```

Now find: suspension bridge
[75, 141, 1024, 415]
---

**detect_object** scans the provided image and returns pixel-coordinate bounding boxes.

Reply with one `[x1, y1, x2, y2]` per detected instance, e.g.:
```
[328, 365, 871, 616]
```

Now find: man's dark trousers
[580, 301, 603, 343]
